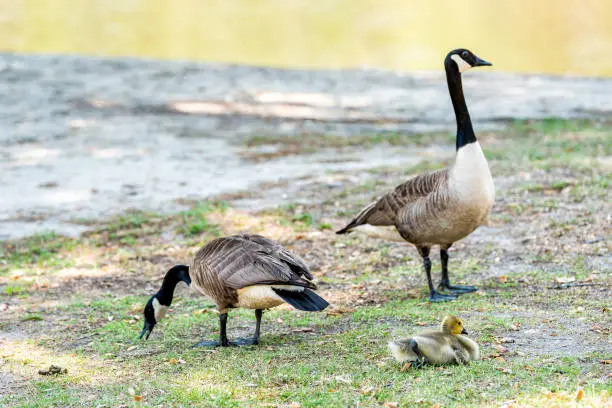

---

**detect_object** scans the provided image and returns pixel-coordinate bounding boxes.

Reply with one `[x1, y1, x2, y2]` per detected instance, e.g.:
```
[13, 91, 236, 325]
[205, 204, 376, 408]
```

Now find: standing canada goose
[388, 315, 480, 366]
[336, 48, 494, 302]
[139, 234, 329, 346]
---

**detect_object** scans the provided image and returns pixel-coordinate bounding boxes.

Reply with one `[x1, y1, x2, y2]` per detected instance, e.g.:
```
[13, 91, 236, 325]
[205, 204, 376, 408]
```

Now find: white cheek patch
[152, 297, 168, 322]
[451, 54, 472, 73]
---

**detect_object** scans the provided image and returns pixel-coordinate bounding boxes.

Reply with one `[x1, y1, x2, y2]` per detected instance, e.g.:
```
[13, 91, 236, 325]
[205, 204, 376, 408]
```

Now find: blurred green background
[1, 0, 612, 76]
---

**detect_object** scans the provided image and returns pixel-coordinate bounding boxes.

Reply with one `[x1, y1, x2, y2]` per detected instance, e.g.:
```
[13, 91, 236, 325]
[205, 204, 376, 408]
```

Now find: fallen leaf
[133, 395, 143, 402]
[326, 306, 355, 316]
[169, 358, 179, 365]
[400, 362, 412, 372]
[576, 389, 584, 401]
[38, 365, 67, 376]
[499, 275, 507, 283]
[291, 327, 314, 333]
[383, 402, 398, 408]
[289, 403, 300, 408]
[193, 308, 211, 315]
[277, 318, 284, 324]
[416, 321, 427, 326]
[126, 346, 137, 352]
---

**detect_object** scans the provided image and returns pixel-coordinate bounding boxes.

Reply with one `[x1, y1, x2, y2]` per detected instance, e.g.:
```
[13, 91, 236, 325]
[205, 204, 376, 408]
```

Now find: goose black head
[138, 264, 190, 340]
[139, 295, 169, 340]
[446, 49, 492, 73]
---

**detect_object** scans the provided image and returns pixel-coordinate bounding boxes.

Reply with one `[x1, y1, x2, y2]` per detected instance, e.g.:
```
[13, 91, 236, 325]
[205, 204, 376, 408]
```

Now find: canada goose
[336, 49, 494, 302]
[388, 315, 480, 366]
[139, 234, 329, 346]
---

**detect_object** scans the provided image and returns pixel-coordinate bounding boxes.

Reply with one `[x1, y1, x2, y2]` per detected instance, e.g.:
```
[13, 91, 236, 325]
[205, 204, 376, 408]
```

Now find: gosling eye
[458, 321, 462, 326]
[461, 51, 469, 59]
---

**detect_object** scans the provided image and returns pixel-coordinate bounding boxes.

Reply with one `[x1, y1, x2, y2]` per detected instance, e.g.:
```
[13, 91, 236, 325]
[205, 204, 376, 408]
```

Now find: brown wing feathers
[193, 234, 314, 290]
[336, 169, 449, 234]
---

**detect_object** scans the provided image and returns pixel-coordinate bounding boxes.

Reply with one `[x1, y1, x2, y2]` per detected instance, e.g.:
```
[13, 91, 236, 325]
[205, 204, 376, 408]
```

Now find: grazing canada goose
[139, 234, 329, 346]
[336, 48, 494, 302]
[388, 315, 480, 366]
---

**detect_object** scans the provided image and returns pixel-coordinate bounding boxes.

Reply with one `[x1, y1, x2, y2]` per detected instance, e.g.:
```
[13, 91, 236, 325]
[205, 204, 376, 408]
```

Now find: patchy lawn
[0, 119, 610, 407]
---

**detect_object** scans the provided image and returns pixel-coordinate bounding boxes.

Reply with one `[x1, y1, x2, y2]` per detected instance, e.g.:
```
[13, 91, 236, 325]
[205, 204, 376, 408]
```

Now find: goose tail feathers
[272, 288, 329, 311]
[336, 201, 377, 234]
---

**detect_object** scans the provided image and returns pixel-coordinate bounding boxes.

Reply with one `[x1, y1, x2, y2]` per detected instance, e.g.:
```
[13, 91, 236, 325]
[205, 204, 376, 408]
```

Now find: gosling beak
[461, 328, 468, 335]
[138, 321, 154, 340]
[474, 56, 492, 67]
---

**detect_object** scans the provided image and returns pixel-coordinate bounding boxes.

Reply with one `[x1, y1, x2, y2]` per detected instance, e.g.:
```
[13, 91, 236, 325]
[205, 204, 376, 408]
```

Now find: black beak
[474, 56, 492, 67]
[139, 322, 154, 340]
[461, 328, 468, 335]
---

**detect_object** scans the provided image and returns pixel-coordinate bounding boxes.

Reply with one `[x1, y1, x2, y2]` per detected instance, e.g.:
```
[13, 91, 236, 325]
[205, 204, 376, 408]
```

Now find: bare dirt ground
[3, 53, 612, 240]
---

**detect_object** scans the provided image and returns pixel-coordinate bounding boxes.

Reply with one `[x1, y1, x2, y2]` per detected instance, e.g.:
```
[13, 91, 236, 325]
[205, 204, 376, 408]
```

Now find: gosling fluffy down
[388, 316, 480, 365]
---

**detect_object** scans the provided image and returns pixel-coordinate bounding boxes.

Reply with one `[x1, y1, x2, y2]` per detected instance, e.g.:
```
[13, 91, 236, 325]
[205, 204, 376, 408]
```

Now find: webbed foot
[230, 337, 259, 346]
[439, 283, 477, 294]
[193, 338, 258, 348]
[411, 358, 428, 369]
[428, 291, 457, 302]
[192, 340, 231, 348]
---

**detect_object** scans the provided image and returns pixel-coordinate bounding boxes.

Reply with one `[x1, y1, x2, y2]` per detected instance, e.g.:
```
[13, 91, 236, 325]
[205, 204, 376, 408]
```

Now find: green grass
[0, 232, 77, 275]
[178, 201, 228, 237]
[2, 286, 609, 407]
[1, 119, 611, 407]
[242, 132, 454, 151]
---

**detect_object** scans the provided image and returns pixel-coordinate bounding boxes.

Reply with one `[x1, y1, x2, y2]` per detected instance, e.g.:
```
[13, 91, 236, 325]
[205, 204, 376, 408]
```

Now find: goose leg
[419, 247, 456, 302]
[438, 248, 477, 294]
[231, 309, 263, 346]
[253, 309, 263, 344]
[193, 312, 232, 347]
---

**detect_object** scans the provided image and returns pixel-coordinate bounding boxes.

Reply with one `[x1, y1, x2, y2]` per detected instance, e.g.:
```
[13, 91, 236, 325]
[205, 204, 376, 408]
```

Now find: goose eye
[461, 51, 469, 59]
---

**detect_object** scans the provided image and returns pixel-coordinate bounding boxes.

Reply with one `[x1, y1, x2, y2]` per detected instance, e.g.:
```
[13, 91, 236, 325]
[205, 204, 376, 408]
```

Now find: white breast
[450, 142, 495, 206]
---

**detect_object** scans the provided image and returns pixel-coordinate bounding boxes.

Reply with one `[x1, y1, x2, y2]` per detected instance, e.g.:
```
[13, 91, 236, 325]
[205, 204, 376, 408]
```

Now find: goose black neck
[445, 59, 477, 150]
[155, 265, 191, 306]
